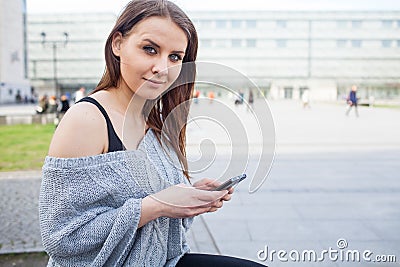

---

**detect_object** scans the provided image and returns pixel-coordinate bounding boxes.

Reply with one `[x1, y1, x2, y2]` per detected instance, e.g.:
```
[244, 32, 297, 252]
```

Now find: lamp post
[40, 32, 69, 98]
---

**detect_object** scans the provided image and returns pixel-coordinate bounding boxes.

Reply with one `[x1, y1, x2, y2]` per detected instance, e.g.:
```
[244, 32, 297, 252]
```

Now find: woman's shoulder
[48, 100, 108, 158]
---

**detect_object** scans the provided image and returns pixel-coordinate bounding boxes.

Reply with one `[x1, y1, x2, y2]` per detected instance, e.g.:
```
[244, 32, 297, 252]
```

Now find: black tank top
[77, 97, 125, 152]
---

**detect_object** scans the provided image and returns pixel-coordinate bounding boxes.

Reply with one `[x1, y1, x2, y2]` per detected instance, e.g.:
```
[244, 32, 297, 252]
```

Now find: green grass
[0, 124, 54, 171]
[372, 104, 400, 109]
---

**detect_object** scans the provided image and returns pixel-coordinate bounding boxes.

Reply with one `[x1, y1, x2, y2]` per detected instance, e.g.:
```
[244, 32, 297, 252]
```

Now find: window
[215, 39, 228, 47]
[246, 39, 256, 47]
[216, 20, 227, 28]
[351, 20, 362, 28]
[382, 40, 392, 48]
[276, 39, 287, 48]
[284, 87, 293, 99]
[397, 40, 400, 47]
[200, 20, 213, 28]
[201, 39, 212, 48]
[245, 20, 257, 28]
[397, 20, 400, 28]
[337, 40, 347, 48]
[232, 39, 242, 48]
[276, 20, 287, 28]
[382, 20, 393, 28]
[351, 40, 362, 48]
[232, 20, 242, 28]
[337, 21, 348, 28]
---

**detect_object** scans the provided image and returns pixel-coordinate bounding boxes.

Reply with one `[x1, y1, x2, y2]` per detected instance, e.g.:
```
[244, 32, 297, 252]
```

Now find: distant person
[35, 95, 48, 114]
[74, 87, 85, 103]
[56, 95, 70, 124]
[65, 92, 71, 102]
[248, 89, 254, 110]
[208, 90, 215, 103]
[302, 88, 311, 109]
[193, 89, 200, 104]
[346, 85, 359, 117]
[54, 95, 70, 127]
[59, 95, 70, 114]
[48, 96, 58, 113]
[15, 90, 22, 103]
[30, 86, 38, 103]
[235, 90, 244, 105]
[247, 90, 254, 111]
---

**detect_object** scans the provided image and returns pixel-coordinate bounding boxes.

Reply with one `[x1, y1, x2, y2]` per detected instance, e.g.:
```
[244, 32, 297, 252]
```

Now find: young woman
[39, 1, 263, 266]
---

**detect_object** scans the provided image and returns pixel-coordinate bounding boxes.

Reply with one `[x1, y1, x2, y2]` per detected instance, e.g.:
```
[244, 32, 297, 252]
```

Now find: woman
[39, 1, 263, 266]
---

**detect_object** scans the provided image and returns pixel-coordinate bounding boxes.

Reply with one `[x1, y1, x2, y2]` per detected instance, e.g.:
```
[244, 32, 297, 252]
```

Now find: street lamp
[40, 32, 69, 97]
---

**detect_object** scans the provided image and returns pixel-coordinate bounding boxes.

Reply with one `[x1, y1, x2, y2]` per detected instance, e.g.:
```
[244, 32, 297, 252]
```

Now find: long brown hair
[93, 0, 198, 179]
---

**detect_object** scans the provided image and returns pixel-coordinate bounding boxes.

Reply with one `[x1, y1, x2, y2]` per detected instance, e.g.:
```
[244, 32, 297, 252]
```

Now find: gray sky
[27, 0, 400, 14]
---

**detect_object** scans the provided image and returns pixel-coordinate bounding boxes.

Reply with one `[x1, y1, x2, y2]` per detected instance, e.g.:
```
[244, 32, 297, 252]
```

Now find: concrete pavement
[0, 100, 399, 266]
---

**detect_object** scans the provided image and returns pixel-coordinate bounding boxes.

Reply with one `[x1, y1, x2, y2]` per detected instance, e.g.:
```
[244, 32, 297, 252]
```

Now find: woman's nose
[151, 57, 169, 77]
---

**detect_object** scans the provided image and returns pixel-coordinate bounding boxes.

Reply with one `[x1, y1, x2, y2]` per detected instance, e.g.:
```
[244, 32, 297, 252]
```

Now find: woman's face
[112, 16, 188, 100]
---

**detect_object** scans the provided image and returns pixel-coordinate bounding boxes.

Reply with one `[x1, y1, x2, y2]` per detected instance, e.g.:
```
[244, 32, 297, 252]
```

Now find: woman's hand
[193, 178, 234, 212]
[148, 184, 229, 218]
[193, 178, 234, 201]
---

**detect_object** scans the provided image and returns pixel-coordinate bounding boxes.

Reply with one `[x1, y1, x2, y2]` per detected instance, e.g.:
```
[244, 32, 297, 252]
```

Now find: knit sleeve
[39, 155, 146, 266]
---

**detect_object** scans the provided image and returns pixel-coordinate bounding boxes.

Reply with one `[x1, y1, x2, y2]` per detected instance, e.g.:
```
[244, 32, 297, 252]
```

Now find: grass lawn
[0, 124, 54, 171]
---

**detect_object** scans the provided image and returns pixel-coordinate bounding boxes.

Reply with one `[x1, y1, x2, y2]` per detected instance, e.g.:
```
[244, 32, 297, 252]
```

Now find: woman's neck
[109, 85, 146, 122]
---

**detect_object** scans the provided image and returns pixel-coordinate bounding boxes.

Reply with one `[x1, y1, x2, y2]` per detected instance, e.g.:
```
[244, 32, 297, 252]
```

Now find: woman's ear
[111, 32, 123, 57]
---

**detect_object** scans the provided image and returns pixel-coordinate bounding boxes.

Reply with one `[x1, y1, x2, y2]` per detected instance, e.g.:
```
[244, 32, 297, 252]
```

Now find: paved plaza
[0, 100, 399, 266]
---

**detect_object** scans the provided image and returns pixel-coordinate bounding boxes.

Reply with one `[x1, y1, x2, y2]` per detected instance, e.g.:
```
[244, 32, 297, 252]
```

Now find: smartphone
[212, 174, 247, 191]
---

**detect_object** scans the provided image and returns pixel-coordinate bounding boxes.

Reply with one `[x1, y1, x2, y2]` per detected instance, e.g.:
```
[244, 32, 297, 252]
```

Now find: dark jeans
[176, 253, 265, 267]
[346, 103, 359, 117]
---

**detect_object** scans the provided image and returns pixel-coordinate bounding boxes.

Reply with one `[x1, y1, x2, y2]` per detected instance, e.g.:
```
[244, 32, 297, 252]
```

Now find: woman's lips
[144, 77, 167, 85]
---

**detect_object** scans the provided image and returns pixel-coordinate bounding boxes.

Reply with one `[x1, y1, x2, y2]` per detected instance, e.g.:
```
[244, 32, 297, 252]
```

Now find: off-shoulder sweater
[39, 129, 193, 267]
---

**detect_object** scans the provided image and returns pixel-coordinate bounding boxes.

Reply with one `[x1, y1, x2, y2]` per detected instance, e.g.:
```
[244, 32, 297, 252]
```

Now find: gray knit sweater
[39, 130, 193, 267]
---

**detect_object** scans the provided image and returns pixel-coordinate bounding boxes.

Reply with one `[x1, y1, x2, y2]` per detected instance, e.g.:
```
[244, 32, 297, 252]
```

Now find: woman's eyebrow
[143, 38, 160, 49]
[143, 38, 185, 54]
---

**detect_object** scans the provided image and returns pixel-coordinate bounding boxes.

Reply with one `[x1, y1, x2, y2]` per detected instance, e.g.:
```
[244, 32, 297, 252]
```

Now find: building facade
[27, 13, 116, 98]
[0, 0, 30, 104]
[27, 10, 400, 101]
[192, 11, 400, 101]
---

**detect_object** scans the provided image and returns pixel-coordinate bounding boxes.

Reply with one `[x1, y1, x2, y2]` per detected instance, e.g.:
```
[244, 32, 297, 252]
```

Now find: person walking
[248, 89, 254, 111]
[346, 85, 359, 117]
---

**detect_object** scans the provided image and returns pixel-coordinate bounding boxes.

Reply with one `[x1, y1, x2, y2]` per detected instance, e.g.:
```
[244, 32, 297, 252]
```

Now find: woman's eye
[143, 46, 157, 54]
[169, 54, 182, 62]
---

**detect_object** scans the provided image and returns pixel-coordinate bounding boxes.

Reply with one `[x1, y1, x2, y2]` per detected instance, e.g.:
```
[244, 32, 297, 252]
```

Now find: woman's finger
[222, 194, 232, 201]
[207, 207, 217, 213]
[212, 200, 223, 209]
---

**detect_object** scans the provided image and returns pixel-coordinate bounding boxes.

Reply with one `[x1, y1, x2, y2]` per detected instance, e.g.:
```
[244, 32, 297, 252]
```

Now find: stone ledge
[0, 114, 57, 125]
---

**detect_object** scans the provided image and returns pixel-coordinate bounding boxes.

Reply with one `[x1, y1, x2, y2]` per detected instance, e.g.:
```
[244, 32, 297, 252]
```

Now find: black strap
[77, 97, 125, 152]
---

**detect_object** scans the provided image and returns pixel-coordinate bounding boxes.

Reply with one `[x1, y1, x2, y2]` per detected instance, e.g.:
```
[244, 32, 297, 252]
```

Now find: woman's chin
[133, 91, 163, 101]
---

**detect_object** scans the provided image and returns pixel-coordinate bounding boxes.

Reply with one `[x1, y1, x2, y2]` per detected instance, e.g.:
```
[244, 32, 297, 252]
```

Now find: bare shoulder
[48, 101, 107, 158]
